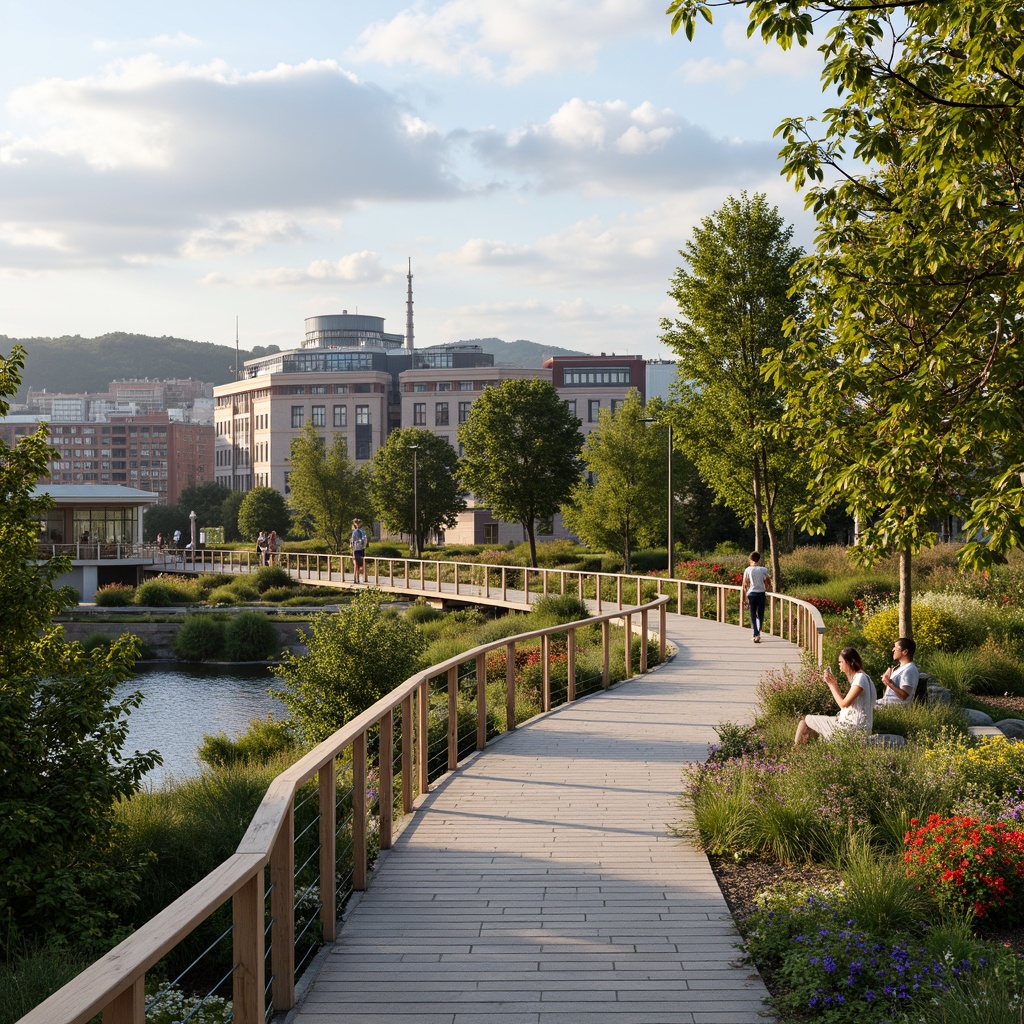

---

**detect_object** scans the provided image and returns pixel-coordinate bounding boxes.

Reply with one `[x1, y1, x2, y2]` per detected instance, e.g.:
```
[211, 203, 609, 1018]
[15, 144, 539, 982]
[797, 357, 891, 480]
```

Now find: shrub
[261, 585, 304, 603]
[922, 650, 984, 703]
[405, 600, 445, 625]
[173, 615, 227, 661]
[367, 542, 403, 558]
[251, 565, 294, 594]
[531, 593, 591, 625]
[80, 631, 112, 654]
[905, 813, 1024, 923]
[208, 585, 240, 606]
[223, 611, 281, 662]
[136, 577, 199, 607]
[94, 583, 136, 607]
[863, 602, 981, 654]
[872, 702, 968, 742]
[756, 662, 834, 721]
[197, 715, 297, 769]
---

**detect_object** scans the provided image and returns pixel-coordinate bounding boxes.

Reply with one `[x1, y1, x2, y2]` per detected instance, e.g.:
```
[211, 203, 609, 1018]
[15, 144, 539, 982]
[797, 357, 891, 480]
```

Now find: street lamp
[408, 444, 420, 559]
[189, 509, 197, 569]
[642, 419, 674, 578]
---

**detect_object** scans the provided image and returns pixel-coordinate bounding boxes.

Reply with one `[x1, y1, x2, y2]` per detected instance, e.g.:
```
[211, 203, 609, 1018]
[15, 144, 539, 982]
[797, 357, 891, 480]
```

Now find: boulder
[996, 719, 1024, 741]
[961, 708, 994, 726]
[928, 684, 952, 704]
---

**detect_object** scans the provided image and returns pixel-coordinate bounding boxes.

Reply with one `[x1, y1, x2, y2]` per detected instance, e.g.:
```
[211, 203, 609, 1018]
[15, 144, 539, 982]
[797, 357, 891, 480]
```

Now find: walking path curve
[290, 613, 801, 1024]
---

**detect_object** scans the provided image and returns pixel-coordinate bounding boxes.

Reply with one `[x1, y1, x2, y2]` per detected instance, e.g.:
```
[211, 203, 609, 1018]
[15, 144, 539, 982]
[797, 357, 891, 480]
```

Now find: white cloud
[93, 32, 203, 53]
[182, 213, 309, 259]
[204, 251, 391, 288]
[350, 0, 663, 83]
[473, 98, 775, 194]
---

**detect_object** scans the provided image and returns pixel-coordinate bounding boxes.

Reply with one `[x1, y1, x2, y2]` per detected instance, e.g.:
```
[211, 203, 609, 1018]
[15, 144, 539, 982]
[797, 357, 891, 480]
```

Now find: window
[436, 382, 451, 391]
[610, 399, 622, 415]
[588, 400, 600, 422]
[291, 406, 305, 428]
[458, 401, 472, 423]
[356, 405, 370, 425]
[413, 402, 426, 426]
[412, 382, 428, 392]
[333, 405, 347, 428]
[311, 405, 326, 427]
[435, 402, 449, 426]
[458, 381, 474, 391]
[484, 524, 499, 545]
[566, 399, 577, 418]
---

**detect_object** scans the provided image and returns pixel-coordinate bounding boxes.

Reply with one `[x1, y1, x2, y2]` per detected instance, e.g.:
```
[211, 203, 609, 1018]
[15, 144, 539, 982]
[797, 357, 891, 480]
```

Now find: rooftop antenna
[405, 257, 414, 352]
[234, 316, 239, 380]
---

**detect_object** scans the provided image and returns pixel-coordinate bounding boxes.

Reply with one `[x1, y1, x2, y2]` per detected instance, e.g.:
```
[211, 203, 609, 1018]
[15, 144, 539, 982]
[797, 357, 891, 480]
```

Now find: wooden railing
[157, 549, 827, 664]
[19, 596, 669, 1024]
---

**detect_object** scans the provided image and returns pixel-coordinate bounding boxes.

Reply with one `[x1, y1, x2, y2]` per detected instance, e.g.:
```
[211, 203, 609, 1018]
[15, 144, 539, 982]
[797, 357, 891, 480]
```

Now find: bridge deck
[290, 613, 798, 1024]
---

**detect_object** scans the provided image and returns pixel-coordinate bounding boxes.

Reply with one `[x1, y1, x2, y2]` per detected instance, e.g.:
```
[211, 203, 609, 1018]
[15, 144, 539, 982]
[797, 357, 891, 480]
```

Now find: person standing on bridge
[740, 551, 772, 644]
[350, 518, 367, 584]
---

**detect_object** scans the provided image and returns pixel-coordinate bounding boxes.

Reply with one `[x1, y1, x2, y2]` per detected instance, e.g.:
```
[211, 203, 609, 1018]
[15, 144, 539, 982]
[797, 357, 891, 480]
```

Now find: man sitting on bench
[878, 637, 919, 705]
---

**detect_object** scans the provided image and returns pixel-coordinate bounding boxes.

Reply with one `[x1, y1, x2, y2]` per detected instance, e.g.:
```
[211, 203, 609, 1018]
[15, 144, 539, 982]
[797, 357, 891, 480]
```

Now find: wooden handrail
[19, 594, 670, 1024]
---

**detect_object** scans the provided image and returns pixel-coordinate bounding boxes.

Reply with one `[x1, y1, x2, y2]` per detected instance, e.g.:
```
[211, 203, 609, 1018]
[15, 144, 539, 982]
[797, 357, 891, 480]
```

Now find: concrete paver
[288, 612, 801, 1024]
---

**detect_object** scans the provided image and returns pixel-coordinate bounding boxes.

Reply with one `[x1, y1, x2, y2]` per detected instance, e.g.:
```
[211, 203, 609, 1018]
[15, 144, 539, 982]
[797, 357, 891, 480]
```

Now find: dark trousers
[748, 592, 766, 637]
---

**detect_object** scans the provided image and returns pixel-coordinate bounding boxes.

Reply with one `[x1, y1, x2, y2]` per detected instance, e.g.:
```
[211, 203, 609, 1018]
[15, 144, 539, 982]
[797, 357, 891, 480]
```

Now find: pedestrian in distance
[267, 530, 277, 566]
[350, 518, 367, 584]
[740, 551, 772, 643]
[256, 530, 268, 567]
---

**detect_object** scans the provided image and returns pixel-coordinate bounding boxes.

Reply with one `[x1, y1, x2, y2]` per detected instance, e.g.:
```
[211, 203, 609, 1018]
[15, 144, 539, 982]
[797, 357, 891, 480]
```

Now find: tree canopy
[237, 485, 290, 541]
[661, 192, 806, 587]
[286, 423, 370, 553]
[562, 391, 667, 573]
[371, 428, 465, 555]
[457, 378, 584, 567]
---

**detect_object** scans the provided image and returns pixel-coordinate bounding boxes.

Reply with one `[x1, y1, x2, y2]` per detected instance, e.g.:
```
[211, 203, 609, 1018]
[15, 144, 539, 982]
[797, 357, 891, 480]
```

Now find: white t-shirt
[837, 671, 875, 733]
[743, 565, 771, 593]
[878, 662, 920, 705]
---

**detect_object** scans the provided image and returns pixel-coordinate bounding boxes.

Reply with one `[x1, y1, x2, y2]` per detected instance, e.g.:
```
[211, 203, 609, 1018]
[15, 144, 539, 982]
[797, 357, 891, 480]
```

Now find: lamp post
[642, 419, 674, 578]
[408, 444, 420, 559]
[189, 509, 197, 569]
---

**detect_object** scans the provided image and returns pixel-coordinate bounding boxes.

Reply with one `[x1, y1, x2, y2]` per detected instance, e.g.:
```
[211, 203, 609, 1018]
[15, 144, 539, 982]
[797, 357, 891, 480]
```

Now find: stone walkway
[288, 613, 800, 1024]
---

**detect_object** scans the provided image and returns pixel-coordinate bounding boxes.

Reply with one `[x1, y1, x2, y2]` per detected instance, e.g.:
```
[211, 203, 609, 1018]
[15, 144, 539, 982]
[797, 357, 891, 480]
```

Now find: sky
[0, 0, 831, 360]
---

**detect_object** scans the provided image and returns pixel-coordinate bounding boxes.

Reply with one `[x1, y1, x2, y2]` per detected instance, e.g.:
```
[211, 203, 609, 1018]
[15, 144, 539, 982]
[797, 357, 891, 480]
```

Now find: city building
[26, 378, 214, 424]
[645, 358, 678, 404]
[0, 414, 214, 505]
[544, 354, 646, 436]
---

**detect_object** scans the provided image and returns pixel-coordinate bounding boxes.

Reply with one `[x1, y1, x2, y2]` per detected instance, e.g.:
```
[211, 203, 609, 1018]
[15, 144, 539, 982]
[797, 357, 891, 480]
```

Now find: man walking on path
[740, 550, 772, 643]
[350, 518, 367, 584]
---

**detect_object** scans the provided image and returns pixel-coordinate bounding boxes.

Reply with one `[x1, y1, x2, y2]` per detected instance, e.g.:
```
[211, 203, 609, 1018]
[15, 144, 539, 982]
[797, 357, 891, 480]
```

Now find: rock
[928, 684, 952, 704]
[867, 733, 906, 748]
[961, 708, 994, 726]
[996, 719, 1024, 740]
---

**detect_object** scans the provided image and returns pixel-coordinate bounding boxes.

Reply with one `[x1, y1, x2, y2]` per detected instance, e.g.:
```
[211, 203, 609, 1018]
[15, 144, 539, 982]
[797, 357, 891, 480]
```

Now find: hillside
[0, 332, 585, 396]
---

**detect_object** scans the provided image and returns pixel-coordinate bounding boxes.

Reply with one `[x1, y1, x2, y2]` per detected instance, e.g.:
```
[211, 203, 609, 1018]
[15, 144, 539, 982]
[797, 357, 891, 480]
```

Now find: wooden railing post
[447, 666, 458, 772]
[417, 680, 429, 796]
[502, 566, 508, 603]
[567, 629, 576, 702]
[624, 614, 632, 679]
[640, 610, 648, 674]
[270, 804, 295, 1012]
[401, 694, 414, 813]
[616, 575, 622, 609]
[380, 709, 394, 851]
[660, 602, 667, 660]
[602, 621, 610, 688]
[541, 634, 550, 712]
[104, 978, 144, 1024]
[232, 870, 265, 1024]
[319, 760, 337, 942]
[506, 642, 516, 730]
[353, 732, 367, 891]
[476, 653, 487, 750]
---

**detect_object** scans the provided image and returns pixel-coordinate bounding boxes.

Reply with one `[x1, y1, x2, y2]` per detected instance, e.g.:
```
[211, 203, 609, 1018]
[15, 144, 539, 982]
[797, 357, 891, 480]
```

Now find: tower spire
[405, 257, 414, 352]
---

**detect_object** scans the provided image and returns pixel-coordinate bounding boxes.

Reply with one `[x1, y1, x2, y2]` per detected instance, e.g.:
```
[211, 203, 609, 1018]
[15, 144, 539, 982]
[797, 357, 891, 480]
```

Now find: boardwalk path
[289, 613, 801, 1024]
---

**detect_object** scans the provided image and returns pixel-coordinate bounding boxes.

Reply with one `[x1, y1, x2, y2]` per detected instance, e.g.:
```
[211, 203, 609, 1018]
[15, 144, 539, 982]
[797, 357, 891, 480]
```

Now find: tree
[371, 428, 465, 555]
[458, 378, 584, 567]
[670, 1, 1024, 630]
[178, 482, 231, 529]
[562, 391, 666, 573]
[660, 193, 807, 589]
[221, 489, 245, 542]
[237, 486, 290, 541]
[0, 345, 159, 949]
[285, 423, 370, 554]
[271, 591, 425, 744]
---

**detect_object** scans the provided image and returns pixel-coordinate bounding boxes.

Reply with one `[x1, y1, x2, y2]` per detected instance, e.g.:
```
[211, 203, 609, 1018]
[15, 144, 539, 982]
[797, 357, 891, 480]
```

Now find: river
[115, 664, 286, 785]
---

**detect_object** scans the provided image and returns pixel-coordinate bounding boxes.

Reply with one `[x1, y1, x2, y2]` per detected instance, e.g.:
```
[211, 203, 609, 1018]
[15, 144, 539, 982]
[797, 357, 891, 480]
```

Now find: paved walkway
[289, 613, 801, 1024]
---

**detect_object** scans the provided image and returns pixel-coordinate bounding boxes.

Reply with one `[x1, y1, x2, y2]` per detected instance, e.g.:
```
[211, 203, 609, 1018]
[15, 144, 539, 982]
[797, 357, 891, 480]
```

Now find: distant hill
[1, 332, 586, 397]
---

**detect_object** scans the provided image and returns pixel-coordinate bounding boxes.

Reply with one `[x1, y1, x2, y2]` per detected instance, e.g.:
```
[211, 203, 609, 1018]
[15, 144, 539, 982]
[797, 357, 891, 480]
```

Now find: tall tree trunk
[752, 460, 764, 553]
[624, 524, 632, 574]
[899, 547, 913, 638]
[526, 519, 538, 568]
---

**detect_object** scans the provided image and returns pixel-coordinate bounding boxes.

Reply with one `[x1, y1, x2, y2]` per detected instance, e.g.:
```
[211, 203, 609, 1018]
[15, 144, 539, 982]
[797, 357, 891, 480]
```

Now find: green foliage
[251, 565, 295, 593]
[80, 631, 112, 654]
[220, 490, 244, 543]
[94, 582, 136, 606]
[370, 427, 465, 556]
[871, 702, 968, 743]
[661, 192, 808, 584]
[177, 482, 232, 530]
[223, 611, 281, 662]
[197, 715, 297, 769]
[172, 615, 227, 661]
[272, 591, 426, 743]
[237, 486, 290, 541]
[286, 422, 370, 553]
[404, 600, 445, 625]
[562, 391, 669, 573]
[530, 593, 591, 626]
[457, 377, 584, 566]
[0, 940, 99, 1024]
[135, 576, 201, 607]
[864, 602, 986, 654]
[755, 662, 833, 721]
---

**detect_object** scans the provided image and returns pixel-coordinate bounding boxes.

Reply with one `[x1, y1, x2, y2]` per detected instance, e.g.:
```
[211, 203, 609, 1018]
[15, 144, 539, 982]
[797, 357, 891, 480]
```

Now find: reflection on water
[115, 664, 286, 785]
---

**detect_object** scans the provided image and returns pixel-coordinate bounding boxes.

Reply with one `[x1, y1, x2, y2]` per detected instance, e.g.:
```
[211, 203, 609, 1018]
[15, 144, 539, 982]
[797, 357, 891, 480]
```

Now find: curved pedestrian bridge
[295, 614, 799, 1024]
